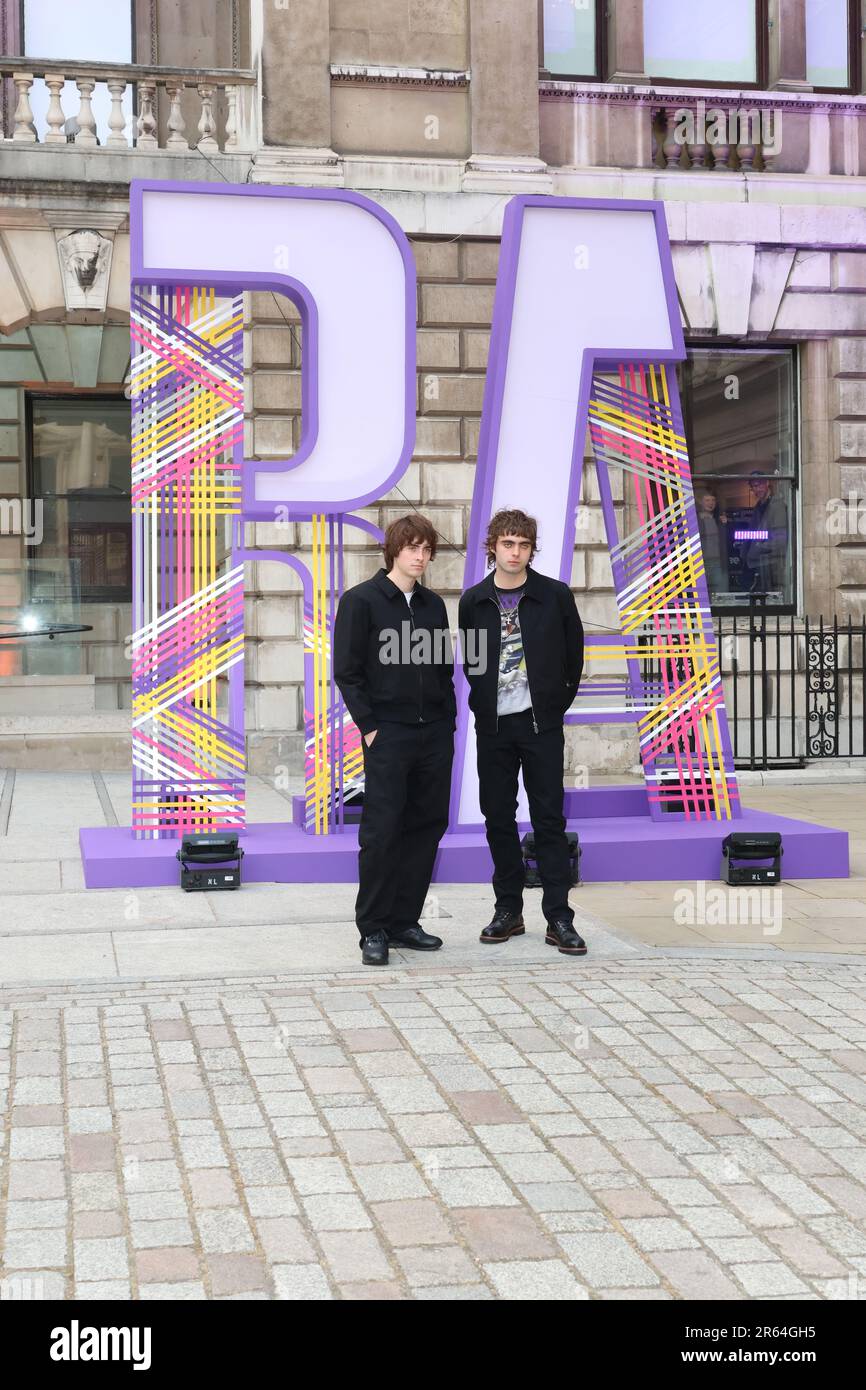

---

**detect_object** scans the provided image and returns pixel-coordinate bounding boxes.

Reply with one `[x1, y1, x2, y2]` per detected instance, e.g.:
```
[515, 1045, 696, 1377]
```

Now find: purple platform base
[80, 789, 848, 889]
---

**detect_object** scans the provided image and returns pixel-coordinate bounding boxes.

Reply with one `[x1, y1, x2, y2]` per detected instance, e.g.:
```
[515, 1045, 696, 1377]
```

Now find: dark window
[26, 395, 131, 605]
[677, 348, 798, 613]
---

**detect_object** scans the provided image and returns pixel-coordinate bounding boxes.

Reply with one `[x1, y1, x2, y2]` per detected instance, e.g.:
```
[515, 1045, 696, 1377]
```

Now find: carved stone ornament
[56, 228, 114, 310]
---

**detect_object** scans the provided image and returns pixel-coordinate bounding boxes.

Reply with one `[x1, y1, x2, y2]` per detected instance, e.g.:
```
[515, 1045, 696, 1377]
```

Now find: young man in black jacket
[458, 508, 586, 955]
[334, 514, 456, 966]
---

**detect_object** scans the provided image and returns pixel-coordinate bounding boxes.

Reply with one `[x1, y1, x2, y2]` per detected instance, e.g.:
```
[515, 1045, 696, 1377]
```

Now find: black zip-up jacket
[458, 566, 584, 735]
[334, 568, 456, 735]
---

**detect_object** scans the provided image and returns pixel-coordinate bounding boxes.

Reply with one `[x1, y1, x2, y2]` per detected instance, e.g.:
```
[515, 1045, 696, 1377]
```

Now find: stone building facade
[0, 0, 864, 775]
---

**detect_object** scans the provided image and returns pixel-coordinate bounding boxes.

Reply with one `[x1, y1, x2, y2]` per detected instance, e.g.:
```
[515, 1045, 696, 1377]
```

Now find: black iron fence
[715, 602, 866, 769]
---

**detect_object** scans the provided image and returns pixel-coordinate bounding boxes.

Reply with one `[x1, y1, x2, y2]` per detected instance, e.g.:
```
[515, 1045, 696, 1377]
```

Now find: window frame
[805, 0, 861, 94]
[677, 342, 801, 618]
[25, 389, 133, 607]
[538, 0, 607, 83]
[640, 0, 769, 90]
[18, 0, 136, 62]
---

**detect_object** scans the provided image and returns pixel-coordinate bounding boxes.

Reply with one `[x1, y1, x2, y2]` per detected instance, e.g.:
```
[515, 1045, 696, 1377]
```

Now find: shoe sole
[362, 956, 390, 966]
[480, 925, 525, 944]
[389, 941, 442, 951]
[545, 933, 587, 956]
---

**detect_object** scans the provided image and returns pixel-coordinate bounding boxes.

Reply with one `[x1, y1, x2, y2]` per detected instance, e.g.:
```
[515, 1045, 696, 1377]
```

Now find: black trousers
[477, 709, 574, 925]
[355, 718, 453, 942]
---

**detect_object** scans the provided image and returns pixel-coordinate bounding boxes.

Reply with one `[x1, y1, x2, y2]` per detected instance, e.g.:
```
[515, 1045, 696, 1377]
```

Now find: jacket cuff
[355, 714, 377, 736]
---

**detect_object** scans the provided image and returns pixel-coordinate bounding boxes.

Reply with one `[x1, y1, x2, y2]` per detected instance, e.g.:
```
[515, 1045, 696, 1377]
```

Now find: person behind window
[696, 489, 728, 598]
[744, 469, 788, 595]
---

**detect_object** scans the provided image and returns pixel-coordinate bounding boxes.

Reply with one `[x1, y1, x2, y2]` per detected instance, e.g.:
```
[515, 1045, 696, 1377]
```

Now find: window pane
[29, 398, 131, 604]
[806, 0, 850, 87]
[543, 0, 597, 76]
[678, 350, 797, 609]
[24, 0, 132, 141]
[644, 0, 757, 82]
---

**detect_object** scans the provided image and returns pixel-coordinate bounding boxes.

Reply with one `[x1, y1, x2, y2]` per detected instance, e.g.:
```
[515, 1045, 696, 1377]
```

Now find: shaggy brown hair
[484, 508, 538, 568]
[383, 514, 438, 571]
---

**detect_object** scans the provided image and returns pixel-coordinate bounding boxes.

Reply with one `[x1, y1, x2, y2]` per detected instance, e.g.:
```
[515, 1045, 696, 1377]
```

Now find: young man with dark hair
[458, 508, 587, 955]
[334, 514, 455, 966]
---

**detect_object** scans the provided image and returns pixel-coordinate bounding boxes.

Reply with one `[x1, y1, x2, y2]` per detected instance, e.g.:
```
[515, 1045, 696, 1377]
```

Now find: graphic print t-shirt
[495, 583, 532, 716]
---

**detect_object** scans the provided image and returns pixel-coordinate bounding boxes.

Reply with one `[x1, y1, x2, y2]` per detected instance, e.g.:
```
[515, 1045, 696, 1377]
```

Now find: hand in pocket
[364, 729, 378, 747]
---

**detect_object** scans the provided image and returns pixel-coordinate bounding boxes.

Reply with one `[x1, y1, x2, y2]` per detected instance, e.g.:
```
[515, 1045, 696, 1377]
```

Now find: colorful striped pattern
[130, 286, 245, 839]
[303, 516, 365, 833]
[587, 363, 739, 820]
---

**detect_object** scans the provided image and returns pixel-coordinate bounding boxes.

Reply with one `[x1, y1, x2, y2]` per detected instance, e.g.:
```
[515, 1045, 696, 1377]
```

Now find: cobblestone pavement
[3, 956, 866, 1301]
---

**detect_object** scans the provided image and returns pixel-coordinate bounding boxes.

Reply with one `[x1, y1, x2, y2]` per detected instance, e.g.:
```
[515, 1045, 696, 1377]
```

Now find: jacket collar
[372, 567, 429, 602]
[473, 565, 542, 604]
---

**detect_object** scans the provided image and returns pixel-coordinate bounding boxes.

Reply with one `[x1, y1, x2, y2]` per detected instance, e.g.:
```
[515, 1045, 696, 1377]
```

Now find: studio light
[176, 833, 244, 892]
[721, 831, 783, 886]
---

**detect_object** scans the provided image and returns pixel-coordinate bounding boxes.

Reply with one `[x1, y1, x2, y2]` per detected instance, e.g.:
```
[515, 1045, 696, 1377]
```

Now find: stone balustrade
[540, 81, 866, 177]
[0, 58, 258, 153]
[651, 100, 781, 173]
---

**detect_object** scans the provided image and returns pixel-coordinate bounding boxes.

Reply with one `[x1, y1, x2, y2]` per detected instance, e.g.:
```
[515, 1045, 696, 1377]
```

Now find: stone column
[606, 0, 648, 83]
[254, 0, 341, 183]
[465, 0, 550, 190]
[767, 0, 812, 91]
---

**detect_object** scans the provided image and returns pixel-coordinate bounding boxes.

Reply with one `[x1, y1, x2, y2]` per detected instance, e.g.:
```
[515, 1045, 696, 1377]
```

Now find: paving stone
[392, 1113, 473, 1147]
[6, 1199, 68, 1230]
[138, 1282, 207, 1300]
[396, 1244, 481, 1287]
[9, 1126, 65, 1159]
[620, 1219, 700, 1252]
[74, 1237, 130, 1282]
[272, 1264, 333, 1300]
[75, 1281, 131, 1300]
[428, 1167, 518, 1209]
[337, 1131, 406, 1165]
[451, 1091, 524, 1125]
[353, 1162, 429, 1202]
[650, 1249, 742, 1300]
[339, 1280, 405, 1299]
[69, 1134, 116, 1173]
[3, 1228, 68, 1267]
[8, 1161, 66, 1200]
[253, 1217, 315, 1264]
[679, 1207, 750, 1239]
[518, 1182, 597, 1213]
[195, 1209, 255, 1254]
[319, 1230, 393, 1282]
[206, 1254, 270, 1296]
[302, 1194, 373, 1232]
[371, 1199, 453, 1247]
[188, 1170, 240, 1208]
[130, 1219, 195, 1250]
[0, 1270, 67, 1300]
[136, 1248, 200, 1283]
[284, 1157, 354, 1196]
[414, 1284, 495, 1300]
[74, 1211, 125, 1238]
[484, 1259, 587, 1300]
[557, 1233, 660, 1288]
[452, 1207, 557, 1261]
[732, 1262, 810, 1297]
[594, 1189, 669, 1219]
[244, 1188, 299, 1219]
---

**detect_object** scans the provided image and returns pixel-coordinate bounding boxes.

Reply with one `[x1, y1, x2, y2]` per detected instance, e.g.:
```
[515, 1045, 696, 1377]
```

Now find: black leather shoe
[480, 910, 525, 944]
[545, 919, 587, 956]
[389, 924, 443, 951]
[361, 930, 389, 966]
